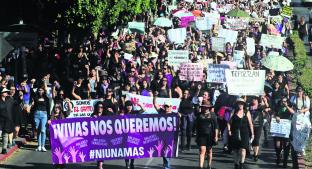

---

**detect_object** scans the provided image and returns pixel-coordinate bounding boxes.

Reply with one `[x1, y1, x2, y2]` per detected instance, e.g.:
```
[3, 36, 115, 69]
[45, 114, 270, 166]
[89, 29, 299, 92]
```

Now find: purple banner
[49, 114, 179, 164]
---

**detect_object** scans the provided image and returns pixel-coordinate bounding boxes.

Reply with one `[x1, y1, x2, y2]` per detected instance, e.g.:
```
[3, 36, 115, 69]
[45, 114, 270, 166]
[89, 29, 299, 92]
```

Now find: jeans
[34, 111, 48, 147]
[2, 132, 8, 150]
[163, 157, 170, 169]
[180, 113, 194, 149]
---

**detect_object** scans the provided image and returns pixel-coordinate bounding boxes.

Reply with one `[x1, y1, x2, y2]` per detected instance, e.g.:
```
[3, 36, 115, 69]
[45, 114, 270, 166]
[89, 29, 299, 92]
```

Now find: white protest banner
[207, 64, 230, 83]
[224, 18, 249, 30]
[291, 113, 312, 152]
[123, 53, 133, 60]
[128, 22, 145, 33]
[218, 29, 238, 45]
[233, 50, 245, 69]
[211, 37, 225, 52]
[168, 50, 189, 67]
[270, 119, 292, 138]
[260, 34, 285, 49]
[179, 63, 204, 81]
[168, 28, 187, 44]
[63, 100, 99, 118]
[196, 17, 209, 30]
[221, 61, 237, 69]
[125, 93, 181, 114]
[225, 70, 266, 95]
[246, 37, 255, 56]
[204, 12, 220, 29]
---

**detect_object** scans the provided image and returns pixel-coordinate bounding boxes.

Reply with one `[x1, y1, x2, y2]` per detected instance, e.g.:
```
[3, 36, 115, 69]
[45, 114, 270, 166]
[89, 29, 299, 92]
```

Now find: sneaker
[36, 146, 42, 151]
[41, 146, 47, 152]
[254, 155, 259, 162]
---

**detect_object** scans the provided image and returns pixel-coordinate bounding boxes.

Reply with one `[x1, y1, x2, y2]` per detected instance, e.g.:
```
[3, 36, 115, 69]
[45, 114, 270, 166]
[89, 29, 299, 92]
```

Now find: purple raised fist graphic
[53, 147, 64, 164]
[154, 141, 164, 157]
[63, 153, 70, 163]
[69, 146, 79, 163]
[79, 152, 86, 162]
[147, 147, 155, 158]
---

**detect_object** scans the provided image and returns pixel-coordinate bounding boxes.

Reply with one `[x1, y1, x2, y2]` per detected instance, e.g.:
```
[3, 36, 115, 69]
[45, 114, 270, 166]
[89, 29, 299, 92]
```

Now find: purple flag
[50, 114, 179, 164]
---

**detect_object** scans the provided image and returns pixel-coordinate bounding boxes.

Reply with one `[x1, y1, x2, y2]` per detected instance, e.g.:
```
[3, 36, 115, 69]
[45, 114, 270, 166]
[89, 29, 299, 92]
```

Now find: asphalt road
[0, 135, 292, 169]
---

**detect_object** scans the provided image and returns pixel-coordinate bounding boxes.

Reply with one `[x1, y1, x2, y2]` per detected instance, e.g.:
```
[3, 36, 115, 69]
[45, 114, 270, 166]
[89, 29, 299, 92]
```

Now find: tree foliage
[53, 0, 156, 34]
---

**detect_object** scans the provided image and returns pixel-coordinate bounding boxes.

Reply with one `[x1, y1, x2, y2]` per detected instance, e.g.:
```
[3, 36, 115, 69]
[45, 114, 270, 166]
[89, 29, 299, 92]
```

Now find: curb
[0, 145, 19, 162]
[0, 138, 27, 162]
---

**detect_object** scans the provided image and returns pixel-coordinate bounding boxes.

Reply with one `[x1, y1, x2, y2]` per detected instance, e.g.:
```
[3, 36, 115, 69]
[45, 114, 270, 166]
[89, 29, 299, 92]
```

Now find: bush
[290, 31, 312, 97]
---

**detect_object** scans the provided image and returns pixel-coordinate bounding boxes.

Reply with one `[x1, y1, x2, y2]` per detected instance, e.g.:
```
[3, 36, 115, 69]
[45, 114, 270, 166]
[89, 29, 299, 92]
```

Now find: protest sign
[180, 16, 195, 27]
[246, 38, 255, 56]
[203, 12, 220, 29]
[63, 100, 99, 118]
[167, 28, 187, 44]
[167, 50, 189, 67]
[211, 37, 225, 52]
[50, 114, 179, 164]
[281, 6, 293, 18]
[125, 93, 181, 114]
[291, 113, 312, 152]
[207, 64, 230, 83]
[270, 119, 292, 138]
[128, 22, 145, 34]
[224, 18, 249, 30]
[225, 70, 266, 95]
[124, 53, 133, 60]
[179, 63, 204, 81]
[233, 50, 245, 69]
[218, 29, 238, 45]
[196, 17, 209, 30]
[260, 34, 285, 49]
[221, 61, 237, 69]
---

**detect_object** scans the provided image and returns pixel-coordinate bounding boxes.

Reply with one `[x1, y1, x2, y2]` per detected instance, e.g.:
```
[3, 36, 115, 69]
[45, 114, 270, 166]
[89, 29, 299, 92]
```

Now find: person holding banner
[228, 98, 254, 169]
[122, 100, 145, 169]
[90, 101, 106, 169]
[273, 96, 295, 167]
[153, 92, 174, 169]
[196, 100, 219, 169]
[178, 89, 194, 152]
[32, 86, 50, 152]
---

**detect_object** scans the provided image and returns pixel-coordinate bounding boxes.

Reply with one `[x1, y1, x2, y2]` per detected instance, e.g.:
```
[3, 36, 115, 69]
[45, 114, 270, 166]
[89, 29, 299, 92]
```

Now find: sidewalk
[0, 137, 26, 162]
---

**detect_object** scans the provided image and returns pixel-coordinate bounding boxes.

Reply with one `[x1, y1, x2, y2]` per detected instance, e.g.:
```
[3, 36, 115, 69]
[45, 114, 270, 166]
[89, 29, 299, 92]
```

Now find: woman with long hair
[196, 100, 219, 169]
[228, 98, 254, 169]
[32, 86, 50, 152]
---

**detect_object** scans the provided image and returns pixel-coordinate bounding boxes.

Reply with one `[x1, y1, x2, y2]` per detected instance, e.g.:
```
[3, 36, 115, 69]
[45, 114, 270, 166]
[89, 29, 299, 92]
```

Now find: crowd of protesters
[0, 0, 311, 169]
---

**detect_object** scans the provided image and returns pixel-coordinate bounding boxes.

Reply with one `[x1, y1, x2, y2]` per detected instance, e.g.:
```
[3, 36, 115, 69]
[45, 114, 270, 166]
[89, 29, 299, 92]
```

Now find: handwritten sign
[270, 118, 292, 138]
[221, 61, 237, 69]
[180, 16, 195, 27]
[291, 113, 312, 152]
[281, 6, 293, 18]
[207, 64, 230, 83]
[246, 38, 255, 56]
[225, 70, 266, 95]
[63, 100, 99, 118]
[224, 18, 249, 30]
[179, 63, 204, 81]
[260, 34, 285, 49]
[233, 50, 245, 69]
[211, 37, 225, 52]
[218, 29, 238, 45]
[167, 28, 187, 44]
[196, 17, 209, 30]
[168, 50, 189, 67]
[204, 12, 220, 29]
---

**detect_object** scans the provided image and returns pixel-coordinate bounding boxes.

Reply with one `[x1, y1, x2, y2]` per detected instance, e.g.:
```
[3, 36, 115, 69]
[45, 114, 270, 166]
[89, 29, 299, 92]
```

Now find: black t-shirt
[179, 98, 194, 115]
[196, 113, 219, 135]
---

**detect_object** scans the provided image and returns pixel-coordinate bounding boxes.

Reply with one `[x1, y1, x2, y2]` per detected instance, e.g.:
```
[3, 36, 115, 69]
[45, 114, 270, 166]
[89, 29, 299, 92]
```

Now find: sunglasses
[98, 106, 104, 108]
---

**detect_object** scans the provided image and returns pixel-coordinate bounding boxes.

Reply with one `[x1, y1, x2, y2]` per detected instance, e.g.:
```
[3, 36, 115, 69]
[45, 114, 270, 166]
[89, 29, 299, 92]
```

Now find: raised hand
[63, 153, 70, 163]
[163, 147, 170, 157]
[79, 152, 86, 162]
[148, 147, 155, 158]
[69, 146, 79, 163]
[53, 147, 64, 164]
[154, 141, 164, 157]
